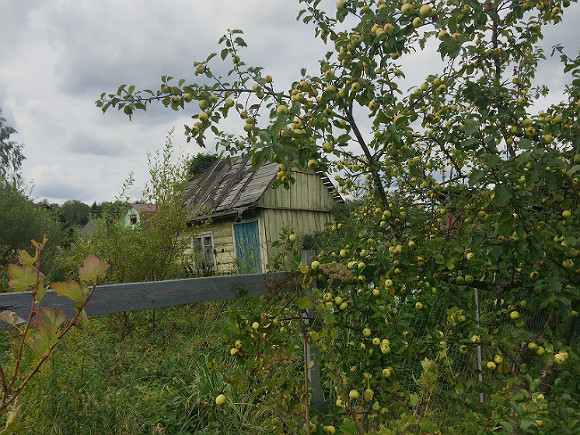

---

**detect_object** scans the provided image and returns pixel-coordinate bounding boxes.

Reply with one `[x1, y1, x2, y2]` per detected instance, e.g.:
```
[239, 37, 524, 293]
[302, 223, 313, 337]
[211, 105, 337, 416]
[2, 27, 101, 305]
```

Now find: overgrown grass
[16, 299, 274, 434]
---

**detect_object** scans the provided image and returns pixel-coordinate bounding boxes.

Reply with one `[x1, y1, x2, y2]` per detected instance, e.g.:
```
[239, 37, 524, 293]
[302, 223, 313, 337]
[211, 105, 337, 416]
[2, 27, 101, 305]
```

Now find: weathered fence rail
[0, 269, 327, 411]
[0, 271, 294, 321]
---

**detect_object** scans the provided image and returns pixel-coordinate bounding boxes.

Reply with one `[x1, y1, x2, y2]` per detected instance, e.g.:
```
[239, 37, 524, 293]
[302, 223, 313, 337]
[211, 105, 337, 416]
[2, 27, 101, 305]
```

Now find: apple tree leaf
[78, 255, 109, 282]
[0, 310, 26, 327]
[8, 264, 37, 292]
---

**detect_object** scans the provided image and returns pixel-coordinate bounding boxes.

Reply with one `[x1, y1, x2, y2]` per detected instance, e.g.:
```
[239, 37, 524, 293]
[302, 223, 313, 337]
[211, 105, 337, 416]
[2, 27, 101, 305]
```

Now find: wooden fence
[0, 272, 293, 320]
[0, 270, 327, 411]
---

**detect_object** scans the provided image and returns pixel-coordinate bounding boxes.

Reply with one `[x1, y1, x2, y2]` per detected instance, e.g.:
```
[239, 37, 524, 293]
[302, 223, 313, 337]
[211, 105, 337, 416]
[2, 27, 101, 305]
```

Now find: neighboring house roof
[79, 219, 99, 237]
[128, 203, 158, 214]
[183, 155, 342, 222]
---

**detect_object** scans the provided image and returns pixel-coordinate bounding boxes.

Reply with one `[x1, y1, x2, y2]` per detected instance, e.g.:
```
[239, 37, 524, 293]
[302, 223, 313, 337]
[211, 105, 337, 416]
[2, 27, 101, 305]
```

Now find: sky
[1, 0, 579, 205]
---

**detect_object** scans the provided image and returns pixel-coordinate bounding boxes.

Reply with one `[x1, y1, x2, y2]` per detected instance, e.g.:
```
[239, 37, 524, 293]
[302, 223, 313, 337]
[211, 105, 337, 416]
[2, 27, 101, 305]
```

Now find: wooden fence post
[301, 250, 328, 414]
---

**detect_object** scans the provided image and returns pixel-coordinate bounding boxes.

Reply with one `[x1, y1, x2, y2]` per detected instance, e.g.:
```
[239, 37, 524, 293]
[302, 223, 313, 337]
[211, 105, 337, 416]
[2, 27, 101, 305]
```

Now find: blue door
[233, 221, 262, 273]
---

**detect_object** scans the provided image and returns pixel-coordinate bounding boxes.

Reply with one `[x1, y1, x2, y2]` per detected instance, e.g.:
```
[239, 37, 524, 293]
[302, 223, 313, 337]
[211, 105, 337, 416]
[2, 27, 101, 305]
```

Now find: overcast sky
[1, 1, 578, 205]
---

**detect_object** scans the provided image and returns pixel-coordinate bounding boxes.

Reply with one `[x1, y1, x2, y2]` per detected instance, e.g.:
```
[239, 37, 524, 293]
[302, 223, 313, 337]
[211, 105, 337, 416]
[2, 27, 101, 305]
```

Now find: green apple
[401, 3, 414, 14]
[288, 233, 297, 242]
[311, 260, 321, 270]
[562, 259, 574, 269]
[412, 17, 423, 28]
[322, 142, 334, 152]
[276, 104, 289, 115]
[349, 389, 360, 400]
[215, 394, 227, 405]
[419, 4, 433, 16]
[364, 388, 374, 401]
[308, 159, 319, 169]
[554, 351, 568, 364]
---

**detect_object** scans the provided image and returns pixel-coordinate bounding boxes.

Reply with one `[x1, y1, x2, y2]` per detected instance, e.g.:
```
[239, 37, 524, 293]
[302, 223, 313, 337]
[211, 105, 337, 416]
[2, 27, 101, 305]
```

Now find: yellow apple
[419, 4, 433, 16]
[215, 394, 227, 406]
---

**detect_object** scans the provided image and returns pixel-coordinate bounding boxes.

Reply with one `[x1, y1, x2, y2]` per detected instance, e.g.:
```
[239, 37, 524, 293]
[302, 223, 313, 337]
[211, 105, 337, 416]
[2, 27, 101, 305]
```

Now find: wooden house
[182, 155, 342, 274]
[120, 204, 157, 229]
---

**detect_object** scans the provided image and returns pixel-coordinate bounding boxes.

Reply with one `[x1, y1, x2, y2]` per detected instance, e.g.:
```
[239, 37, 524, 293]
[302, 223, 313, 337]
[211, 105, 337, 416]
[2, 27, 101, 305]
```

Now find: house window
[192, 232, 215, 269]
[130, 214, 138, 225]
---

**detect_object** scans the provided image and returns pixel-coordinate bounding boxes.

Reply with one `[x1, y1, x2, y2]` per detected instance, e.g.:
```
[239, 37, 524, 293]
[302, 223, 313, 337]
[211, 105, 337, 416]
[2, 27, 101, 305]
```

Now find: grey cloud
[31, 175, 91, 202]
[65, 131, 131, 157]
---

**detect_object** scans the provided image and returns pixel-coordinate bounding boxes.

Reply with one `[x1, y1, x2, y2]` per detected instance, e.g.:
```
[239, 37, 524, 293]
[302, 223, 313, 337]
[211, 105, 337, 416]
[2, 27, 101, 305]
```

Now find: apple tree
[98, 0, 579, 432]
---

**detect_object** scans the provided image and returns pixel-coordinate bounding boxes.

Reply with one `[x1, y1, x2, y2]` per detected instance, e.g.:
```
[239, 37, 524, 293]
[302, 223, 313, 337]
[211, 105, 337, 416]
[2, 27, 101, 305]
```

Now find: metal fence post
[301, 250, 328, 413]
[475, 287, 484, 403]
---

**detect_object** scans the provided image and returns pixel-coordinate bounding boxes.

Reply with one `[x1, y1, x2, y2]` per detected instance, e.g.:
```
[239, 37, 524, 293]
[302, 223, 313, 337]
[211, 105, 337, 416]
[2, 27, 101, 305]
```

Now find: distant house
[120, 204, 157, 229]
[182, 155, 343, 274]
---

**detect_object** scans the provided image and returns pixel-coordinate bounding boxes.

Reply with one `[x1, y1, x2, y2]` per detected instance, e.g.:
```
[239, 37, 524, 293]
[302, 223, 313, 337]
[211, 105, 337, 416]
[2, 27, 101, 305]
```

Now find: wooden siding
[260, 208, 333, 267]
[182, 220, 238, 274]
[257, 171, 337, 211]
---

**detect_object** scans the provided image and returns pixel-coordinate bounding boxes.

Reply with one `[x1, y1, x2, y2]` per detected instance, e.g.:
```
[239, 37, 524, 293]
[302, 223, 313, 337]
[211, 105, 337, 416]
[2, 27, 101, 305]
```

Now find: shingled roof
[183, 155, 342, 222]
